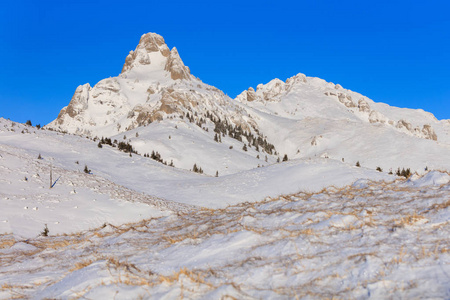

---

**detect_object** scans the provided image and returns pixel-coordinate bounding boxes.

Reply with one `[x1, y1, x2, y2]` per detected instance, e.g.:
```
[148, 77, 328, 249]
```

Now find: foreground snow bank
[1, 179, 448, 299]
[407, 171, 450, 187]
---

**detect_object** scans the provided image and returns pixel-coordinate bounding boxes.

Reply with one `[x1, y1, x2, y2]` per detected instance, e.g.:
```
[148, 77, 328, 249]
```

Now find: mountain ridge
[46, 32, 450, 175]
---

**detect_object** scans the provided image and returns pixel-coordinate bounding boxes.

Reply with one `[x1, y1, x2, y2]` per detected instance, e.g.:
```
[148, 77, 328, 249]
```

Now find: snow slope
[1, 172, 449, 299]
[0, 120, 394, 220]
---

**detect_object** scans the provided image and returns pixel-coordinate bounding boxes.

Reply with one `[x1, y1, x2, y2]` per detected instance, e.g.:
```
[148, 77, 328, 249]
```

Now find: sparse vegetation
[41, 224, 49, 237]
[192, 163, 203, 174]
[396, 167, 412, 178]
[84, 165, 91, 174]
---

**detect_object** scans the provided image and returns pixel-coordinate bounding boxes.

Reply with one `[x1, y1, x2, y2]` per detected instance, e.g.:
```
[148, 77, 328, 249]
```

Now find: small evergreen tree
[98, 142, 103, 148]
[376, 167, 383, 172]
[37, 153, 42, 160]
[26, 120, 32, 126]
[242, 144, 248, 152]
[36, 124, 41, 129]
[356, 161, 361, 167]
[277, 157, 280, 163]
[84, 165, 91, 174]
[215, 170, 219, 177]
[283, 154, 288, 162]
[41, 224, 49, 236]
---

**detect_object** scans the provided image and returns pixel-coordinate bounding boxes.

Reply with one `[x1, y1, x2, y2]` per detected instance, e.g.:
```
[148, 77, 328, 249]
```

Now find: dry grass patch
[0, 236, 15, 249]
[70, 259, 95, 272]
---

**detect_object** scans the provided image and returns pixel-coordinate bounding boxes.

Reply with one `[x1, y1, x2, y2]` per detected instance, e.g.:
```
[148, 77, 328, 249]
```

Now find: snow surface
[1, 173, 449, 299]
[1, 118, 449, 298]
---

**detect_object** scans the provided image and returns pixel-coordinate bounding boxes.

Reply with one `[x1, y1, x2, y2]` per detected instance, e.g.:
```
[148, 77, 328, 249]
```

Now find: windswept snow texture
[1, 178, 449, 299]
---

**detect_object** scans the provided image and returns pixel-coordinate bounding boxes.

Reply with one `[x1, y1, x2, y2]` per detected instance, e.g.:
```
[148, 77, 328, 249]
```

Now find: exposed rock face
[358, 98, 371, 113]
[369, 111, 387, 124]
[397, 119, 413, 131]
[338, 93, 356, 108]
[121, 33, 171, 73]
[422, 124, 438, 141]
[246, 87, 257, 102]
[239, 74, 309, 103]
[55, 83, 91, 125]
[164, 47, 191, 80]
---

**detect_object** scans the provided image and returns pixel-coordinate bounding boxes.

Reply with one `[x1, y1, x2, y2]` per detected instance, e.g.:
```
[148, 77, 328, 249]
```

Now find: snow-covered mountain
[47, 32, 450, 175]
[48, 33, 256, 137]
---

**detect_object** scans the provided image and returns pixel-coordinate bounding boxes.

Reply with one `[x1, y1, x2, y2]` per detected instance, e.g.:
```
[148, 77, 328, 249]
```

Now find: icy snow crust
[1, 171, 449, 298]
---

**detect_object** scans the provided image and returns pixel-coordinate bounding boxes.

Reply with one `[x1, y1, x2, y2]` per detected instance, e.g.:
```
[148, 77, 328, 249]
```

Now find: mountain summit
[121, 33, 191, 80]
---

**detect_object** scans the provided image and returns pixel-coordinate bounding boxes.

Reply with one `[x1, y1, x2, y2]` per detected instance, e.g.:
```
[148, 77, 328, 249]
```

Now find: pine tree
[98, 142, 103, 148]
[41, 224, 49, 237]
[242, 144, 248, 152]
[37, 153, 42, 160]
[84, 165, 91, 174]
[215, 170, 219, 177]
[26, 120, 32, 126]
[283, 154, 288, 162]
[356, 161, 361, 167]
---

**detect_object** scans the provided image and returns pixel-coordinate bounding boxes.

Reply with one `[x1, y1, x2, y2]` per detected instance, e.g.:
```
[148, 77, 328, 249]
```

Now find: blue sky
[1, 0, 449, 125]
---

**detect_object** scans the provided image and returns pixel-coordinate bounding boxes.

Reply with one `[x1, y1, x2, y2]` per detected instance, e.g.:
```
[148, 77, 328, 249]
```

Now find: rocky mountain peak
[121, 32, 171, 73]
[164, 47, 191, 80]
[54, 83, 91, 125]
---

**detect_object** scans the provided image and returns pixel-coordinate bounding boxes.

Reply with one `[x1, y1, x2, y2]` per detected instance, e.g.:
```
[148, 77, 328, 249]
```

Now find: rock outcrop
[164, 47, 191, 80]
[121, 33, 171, 73]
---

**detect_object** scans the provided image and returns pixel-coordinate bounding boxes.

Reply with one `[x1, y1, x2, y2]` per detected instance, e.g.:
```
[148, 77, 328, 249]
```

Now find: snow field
[0, 179, 448, 299]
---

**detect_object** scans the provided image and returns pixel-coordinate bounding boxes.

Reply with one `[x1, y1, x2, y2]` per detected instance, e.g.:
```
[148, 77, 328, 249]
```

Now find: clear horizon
[1, 0, 449, 125]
